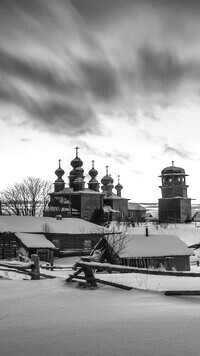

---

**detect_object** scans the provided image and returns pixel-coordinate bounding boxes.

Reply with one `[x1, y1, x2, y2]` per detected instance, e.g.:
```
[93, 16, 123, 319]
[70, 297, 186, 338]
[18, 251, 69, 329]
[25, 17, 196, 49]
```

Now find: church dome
[70, 156, 83, 169]
[55, 166, 64, 178]
[89, 167, 98, 179]
[101, 175, 111, 186]
[75, 166, 84, 175]
[115, 182, 123, 190]
[161, 165, 185, 175]
[55, 160, 65, 180]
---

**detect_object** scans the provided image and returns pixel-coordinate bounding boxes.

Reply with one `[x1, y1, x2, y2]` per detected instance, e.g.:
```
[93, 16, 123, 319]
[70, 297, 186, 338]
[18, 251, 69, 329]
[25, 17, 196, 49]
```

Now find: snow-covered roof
[15, 233, 55, 249]
[128, 203, 146, 211]
[54, 187, 104, 195]
[119, 234, 191, 258]
[0, 216, 108, 235]
[104, 193, 129, 201]
[103, 206, 120, 213]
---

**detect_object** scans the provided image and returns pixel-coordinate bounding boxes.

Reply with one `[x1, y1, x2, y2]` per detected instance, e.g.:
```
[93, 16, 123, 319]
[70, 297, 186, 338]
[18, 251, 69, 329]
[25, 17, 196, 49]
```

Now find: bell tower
[158, 162, 191, 223]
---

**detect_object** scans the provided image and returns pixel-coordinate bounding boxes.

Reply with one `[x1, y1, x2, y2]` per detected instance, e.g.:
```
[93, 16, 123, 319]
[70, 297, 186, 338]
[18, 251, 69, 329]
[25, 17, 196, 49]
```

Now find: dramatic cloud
[164, 144, 192, 159]
[1, 0, 200, 137]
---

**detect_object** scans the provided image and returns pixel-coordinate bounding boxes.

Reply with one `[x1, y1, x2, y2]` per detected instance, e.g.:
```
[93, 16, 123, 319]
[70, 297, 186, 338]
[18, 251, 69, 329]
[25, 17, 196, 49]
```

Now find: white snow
[1, 278, 200, 356]
[0, 216, 108, 234]
[2, 223, 200, 355]
[119, 233, 191, 258]
[15, 233, 55, 249]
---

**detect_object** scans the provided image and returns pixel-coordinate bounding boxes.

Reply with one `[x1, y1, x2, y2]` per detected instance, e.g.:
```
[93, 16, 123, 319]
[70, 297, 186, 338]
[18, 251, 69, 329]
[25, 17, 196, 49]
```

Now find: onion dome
[101, 165, 112, 185]
[101, 175, 111, 185]
[70, 146, 83, 169]
[105, 182, 114, 197]
[115, 182, 123, 190]
[89, 160, 98, 179]
[55, 159, 65, 181]
[115, 175, 123, 197]
[106, 182, 114, 189]
[54, 159, 65, 192]
[75, 166, 84, 176]
[70, 156, 83, 169]
[69, 168, 77, 177]
[109, 174, 114, 184]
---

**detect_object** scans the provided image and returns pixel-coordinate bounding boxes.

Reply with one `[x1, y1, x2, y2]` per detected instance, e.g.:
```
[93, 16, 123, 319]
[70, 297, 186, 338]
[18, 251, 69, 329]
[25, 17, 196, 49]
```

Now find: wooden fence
[0, 254, 55, 280]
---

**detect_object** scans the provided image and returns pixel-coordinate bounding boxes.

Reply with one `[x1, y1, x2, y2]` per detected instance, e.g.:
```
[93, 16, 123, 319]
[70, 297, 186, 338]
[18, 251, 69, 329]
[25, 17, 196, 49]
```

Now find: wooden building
[101, 171, 129, 221]
[158, 161, 191, 223]
[0, 216, 109, 258]
[0, 232, 55, 262]
[44, 149, 130, 222]
[44, 150, 104, 221]
[128, 202, 146, 222]
[118, 232, 191, 271]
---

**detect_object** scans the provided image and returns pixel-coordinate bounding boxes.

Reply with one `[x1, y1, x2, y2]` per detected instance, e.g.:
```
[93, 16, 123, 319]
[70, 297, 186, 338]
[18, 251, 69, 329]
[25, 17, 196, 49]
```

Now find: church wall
[81, 194, 104, 220]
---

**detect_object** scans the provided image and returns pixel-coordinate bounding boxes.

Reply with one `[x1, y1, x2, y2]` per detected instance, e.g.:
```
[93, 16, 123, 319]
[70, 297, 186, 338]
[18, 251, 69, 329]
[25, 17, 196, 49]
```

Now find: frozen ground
[1, 278, 200, 356]
[2, 223, 200, 356]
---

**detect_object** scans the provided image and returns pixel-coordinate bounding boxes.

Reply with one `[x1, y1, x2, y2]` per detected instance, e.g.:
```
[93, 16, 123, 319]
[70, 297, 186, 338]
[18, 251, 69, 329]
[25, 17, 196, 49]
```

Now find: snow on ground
[1, 278, 200, 356]
[2, 223, 200, 356]
[111, 221, 200, 245]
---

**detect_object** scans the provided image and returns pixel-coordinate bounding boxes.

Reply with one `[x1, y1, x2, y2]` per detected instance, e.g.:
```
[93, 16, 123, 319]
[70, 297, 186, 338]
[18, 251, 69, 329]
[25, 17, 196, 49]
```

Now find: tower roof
[160, 161, 186, 176]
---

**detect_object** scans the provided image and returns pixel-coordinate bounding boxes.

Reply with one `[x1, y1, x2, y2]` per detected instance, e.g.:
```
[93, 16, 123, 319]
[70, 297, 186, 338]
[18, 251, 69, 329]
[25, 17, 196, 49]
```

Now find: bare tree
[105, 225, 130, 255]
[0, 177, 53, 216]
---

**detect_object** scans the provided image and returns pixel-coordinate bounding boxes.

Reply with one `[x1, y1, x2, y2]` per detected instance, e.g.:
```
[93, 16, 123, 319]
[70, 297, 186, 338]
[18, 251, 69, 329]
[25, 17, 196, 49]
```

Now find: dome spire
[54, 159, 65, 192]
[115, 174, 123, 197]
[88, 160, 99, 192]
[69, 147, 85, 190]
[75, 146, 79, 158]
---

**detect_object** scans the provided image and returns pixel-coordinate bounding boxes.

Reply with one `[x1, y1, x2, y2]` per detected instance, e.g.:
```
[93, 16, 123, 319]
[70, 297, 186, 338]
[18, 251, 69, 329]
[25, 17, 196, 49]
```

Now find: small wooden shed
[0, 232, 55, 262]
[119, 233, 192, 271]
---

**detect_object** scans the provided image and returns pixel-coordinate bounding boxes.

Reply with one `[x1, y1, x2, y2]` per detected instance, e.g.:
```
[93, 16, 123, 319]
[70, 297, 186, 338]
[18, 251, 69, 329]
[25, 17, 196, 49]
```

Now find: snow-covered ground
[2, 222, 200, 356]
[1, 278, 200, 356]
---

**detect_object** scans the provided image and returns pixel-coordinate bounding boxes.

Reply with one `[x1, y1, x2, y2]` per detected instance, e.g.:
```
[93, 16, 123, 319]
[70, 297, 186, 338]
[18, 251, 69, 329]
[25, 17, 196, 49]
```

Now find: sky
[1, 0, 200, 203]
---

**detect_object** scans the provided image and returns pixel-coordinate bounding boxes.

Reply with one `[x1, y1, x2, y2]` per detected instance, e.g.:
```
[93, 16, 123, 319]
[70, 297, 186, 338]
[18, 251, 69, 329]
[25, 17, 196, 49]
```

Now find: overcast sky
[1, 0, 200, 203]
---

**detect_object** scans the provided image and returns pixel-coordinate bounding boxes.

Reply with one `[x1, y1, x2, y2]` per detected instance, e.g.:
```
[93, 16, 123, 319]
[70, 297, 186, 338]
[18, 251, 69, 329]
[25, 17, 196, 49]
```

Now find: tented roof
[15, 233, 55, 249]
[119, 234, 191, 258]
[0, 216, 108, 235]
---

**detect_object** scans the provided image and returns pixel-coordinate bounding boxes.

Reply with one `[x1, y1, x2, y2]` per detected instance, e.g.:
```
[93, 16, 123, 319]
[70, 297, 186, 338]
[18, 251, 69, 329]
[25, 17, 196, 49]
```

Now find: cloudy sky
[1, 0, 200, 203]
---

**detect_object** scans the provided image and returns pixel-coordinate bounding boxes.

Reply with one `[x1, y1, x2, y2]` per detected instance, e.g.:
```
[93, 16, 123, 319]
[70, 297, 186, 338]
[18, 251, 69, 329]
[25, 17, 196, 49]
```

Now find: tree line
[0, 177, 52, 216]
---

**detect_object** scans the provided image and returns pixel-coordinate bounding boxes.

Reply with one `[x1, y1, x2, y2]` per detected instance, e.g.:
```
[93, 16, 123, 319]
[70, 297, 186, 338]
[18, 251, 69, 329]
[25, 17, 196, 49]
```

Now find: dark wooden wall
[121, 255, 190, 271]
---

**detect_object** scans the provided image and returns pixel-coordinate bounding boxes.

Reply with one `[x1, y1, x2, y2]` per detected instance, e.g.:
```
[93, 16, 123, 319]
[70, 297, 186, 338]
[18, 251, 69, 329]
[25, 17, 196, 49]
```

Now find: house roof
[0, 216, 109, 235]
[128, 202, 146, 211]
[119, 234, 191, 258]
[15, 233, 55, 249]
[53, 187, 104, 195]
[104, 193, 129, 201]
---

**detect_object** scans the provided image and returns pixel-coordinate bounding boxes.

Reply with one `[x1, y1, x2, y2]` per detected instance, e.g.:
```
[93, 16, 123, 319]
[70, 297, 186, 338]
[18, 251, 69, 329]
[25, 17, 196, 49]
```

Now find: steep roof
[0, 216, 108, 235]
[128, 203, 146, 211]
[119, 234, 191, 258]
[15, 233, 55, 249]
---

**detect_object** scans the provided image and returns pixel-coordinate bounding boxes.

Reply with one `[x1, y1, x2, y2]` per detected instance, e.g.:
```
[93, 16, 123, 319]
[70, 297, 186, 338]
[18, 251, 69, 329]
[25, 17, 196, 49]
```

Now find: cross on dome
[74, 146, 79, 157]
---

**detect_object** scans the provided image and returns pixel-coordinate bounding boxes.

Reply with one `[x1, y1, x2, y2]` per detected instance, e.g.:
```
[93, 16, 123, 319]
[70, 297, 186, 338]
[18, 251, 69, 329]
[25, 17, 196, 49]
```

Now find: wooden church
[44, 147, 129, 221]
